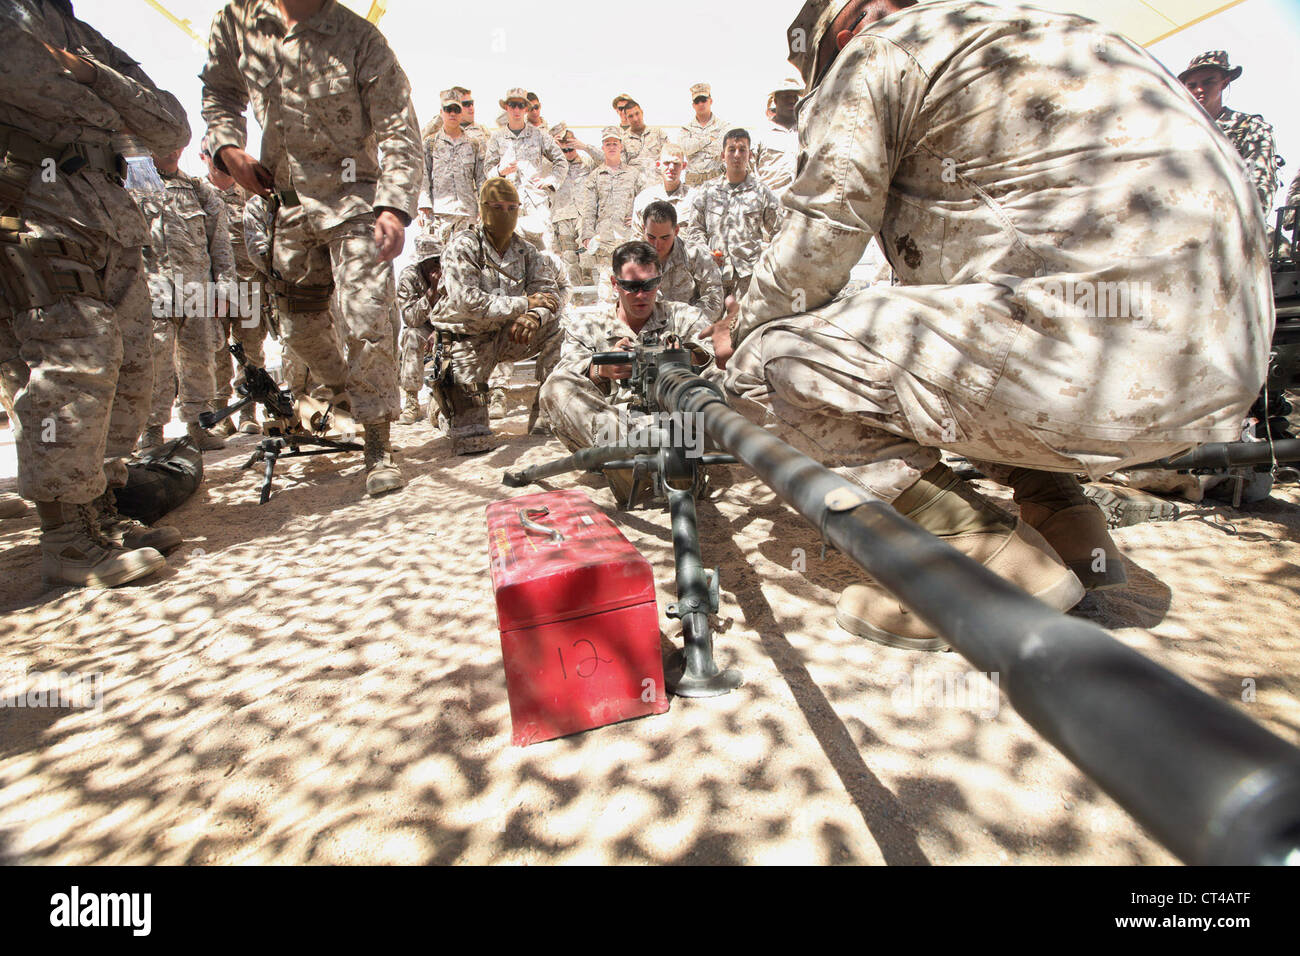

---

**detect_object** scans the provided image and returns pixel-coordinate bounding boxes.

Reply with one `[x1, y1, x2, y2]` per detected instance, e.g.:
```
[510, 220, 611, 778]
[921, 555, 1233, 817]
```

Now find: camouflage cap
[549, 122, 569, 140]
[612, 93, 637, 109]
[414, 234, 443, 263]
[1178, 51, 1243, 84]
[786, 0, 854, 87]
[601, 126, 624, 143]
[452, 86, 472, 96]
[499, 86, 530, 108]
[439, 88, 461, 108]
[772, 75, 805, 95]
[689, 82, 712, 98]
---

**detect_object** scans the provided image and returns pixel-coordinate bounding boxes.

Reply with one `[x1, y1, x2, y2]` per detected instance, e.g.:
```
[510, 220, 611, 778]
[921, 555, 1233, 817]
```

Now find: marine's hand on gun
[591, 338, 634, 382]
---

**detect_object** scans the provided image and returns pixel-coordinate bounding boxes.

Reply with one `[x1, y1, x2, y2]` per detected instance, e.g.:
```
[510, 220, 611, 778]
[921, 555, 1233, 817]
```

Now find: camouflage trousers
[551, 218, 588, 285]
[272, 206, 400, 423]
[0, 229, 153, 502]
[149, 313, 221, 427]
[538, 367, 632, 453]
[399, 322, 430, 394]
[214, 312, 268, 401]
[442, 314, 562, 438]
[724, 310, 1194, 503]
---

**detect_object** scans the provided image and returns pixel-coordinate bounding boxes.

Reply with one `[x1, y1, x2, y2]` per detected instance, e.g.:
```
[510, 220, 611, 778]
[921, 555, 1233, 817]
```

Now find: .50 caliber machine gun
[199, 343, 362, 503]
[504, 337, 743, 698]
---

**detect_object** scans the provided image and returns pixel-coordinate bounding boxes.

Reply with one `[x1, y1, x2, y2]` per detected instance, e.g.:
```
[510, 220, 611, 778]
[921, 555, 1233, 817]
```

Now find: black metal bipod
[501, 343, 740, 697]
[198, 343, 363, 503]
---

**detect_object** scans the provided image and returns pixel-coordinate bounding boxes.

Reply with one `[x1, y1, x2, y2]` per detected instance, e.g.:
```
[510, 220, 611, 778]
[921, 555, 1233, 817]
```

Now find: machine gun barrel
[654, 363, 1300, 866]
[1137, 438, 1300, 471]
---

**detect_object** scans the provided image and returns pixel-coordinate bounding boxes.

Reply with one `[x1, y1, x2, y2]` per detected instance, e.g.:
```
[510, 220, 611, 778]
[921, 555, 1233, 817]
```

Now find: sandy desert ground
[1, 385, 1297, 866]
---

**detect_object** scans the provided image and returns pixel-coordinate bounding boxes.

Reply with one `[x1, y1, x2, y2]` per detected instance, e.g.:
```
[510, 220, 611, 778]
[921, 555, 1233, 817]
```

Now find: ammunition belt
[0, 232, 106, 312]
[1, 124, 125, 237]
[267, 277, 334, 314]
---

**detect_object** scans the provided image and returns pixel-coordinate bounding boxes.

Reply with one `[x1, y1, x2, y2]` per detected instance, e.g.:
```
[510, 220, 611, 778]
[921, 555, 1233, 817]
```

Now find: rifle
[199, 342, 362, 503]
[503, 341, 1300, 865]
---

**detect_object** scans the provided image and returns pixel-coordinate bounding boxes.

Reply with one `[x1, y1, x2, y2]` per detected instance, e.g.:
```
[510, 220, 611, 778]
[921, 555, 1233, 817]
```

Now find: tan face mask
[479, 177, 520, 248]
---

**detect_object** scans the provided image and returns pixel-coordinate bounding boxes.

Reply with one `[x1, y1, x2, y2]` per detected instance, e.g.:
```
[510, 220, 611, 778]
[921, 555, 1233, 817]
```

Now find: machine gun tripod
[198, 343, 363, 504]
[503, 339, 742, 698]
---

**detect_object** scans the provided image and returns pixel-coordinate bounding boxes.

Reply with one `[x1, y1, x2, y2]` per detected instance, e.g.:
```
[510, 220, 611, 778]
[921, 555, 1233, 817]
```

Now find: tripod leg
[665, 486, 742, 698]
[259, 440, 283, 504]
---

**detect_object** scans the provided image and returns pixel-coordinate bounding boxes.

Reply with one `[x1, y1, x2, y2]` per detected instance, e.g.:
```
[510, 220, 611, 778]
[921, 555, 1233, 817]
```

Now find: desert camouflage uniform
[579, 164, 648, 250]
[1215, 106, 1282, 216]
[540, 298, 713, 452]
[243, 191, 342, 393]
[485, 124, 567, 249]
[685, 173, 781, 298]
[622, 126, 667, 178]
[396, 261, 438, 394]
[551, 153, 594, 284]
[680, 114, 728, 186]
[659, 237, 724, 320]
[631, 182, 693, 226]
[753, 121, 798, 197]
[201, 0, 422, 424]
[143, 169, 235, 427]
[420, 129, 483, 247]
[0, 0, 189, 503]
[432, 227, 562, 441]
[212, 181, 267, 401]
[726, 0, 1273, 504]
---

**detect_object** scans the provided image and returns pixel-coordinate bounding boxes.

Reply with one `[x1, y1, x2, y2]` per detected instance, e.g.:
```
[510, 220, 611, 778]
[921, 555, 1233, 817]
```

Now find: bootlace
[76, 502, 116, 549]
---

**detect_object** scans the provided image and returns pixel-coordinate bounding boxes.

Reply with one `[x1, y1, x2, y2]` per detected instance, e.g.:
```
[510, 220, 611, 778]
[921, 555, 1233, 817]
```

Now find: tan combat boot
[397, 390, 421, 426]
[0, 492, 28, 519]
[210, 400, 237, 437]
[139, 425, 166, 450]
[95, 489, 183, 554]
[186, 422, 226, 452]
[237, 407, 261, 435]
[488, 388, 507, 420]
[836, 463, 1084, 650]
[36, 500, 166, 588]
[363, 421, 406, 496]
[1008, 469, 1127, 591]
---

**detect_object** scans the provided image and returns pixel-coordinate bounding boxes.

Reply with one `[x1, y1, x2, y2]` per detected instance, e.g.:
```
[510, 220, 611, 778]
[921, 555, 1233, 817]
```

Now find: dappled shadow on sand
[0, 405, 1296, 864]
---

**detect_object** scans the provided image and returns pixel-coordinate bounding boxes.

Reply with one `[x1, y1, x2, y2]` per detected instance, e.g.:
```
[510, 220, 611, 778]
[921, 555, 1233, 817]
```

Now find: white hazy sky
[76, 0, 1300, 218]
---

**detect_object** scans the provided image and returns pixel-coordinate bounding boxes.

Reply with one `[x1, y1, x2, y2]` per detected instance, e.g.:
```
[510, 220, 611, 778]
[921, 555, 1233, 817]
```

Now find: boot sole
[1081, 485, 1179, 528]
[42, 549, 167, 589]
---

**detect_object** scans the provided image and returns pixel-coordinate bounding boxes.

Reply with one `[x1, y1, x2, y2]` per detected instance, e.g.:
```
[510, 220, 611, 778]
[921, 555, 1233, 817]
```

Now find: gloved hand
[509, 311, 541, 345]
[527, 292, 559, 313]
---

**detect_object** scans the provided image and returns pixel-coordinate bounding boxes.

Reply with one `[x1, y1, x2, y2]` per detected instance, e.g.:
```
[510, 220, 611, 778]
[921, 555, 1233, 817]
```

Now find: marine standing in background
[1180, 51, 1283, 217]
[679, 83, 728, 188]
[141, 145, 235, 454]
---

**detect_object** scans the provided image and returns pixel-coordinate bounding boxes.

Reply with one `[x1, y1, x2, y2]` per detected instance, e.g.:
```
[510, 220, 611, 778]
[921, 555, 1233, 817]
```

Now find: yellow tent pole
[365, 1, 387, 25]
[1144, 0, 1252, 46]
[139, 0, 202, 44]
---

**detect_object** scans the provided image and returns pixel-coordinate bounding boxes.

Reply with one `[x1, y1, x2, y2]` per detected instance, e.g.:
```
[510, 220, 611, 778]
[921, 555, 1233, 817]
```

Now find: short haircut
[660, 142, 686, 162]
[612, 240, 661, 276]
[642, 201, 678, 228]
[723, 128, 751, 149]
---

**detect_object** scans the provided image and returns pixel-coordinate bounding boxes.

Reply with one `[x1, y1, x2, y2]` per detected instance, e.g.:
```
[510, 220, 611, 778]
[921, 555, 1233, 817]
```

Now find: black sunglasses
[692, 96, 709, 104]
[561, 147, 575, 154]
[506, 101, 529, 109]
[461, 99, 474, 107]
[613, 275, 663, 294]
[443, 104, 462, 112]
